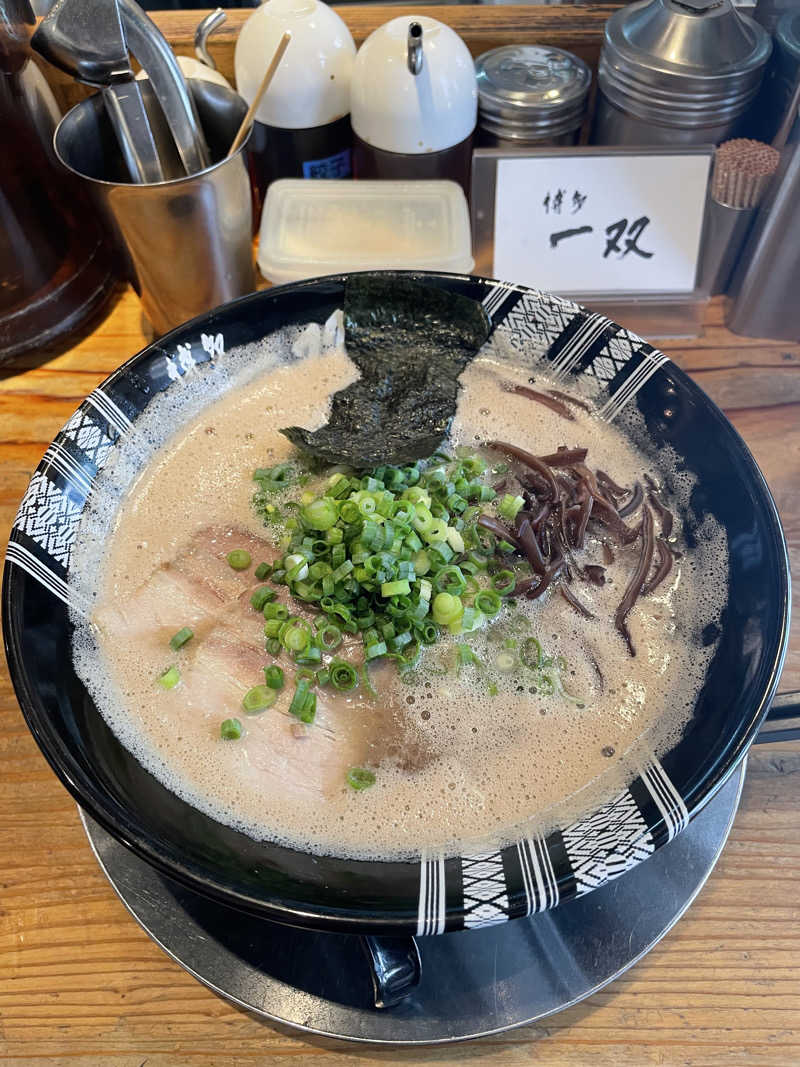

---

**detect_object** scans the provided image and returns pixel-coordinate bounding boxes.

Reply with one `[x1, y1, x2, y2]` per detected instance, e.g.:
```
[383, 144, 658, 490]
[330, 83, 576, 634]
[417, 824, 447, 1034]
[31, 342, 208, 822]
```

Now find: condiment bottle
[0, 0, 115, 363]
[591, 0, 772, 147]
[350, 16, 477, 196]
[475, 45, 591, 147]
[234, 0, 356, 204]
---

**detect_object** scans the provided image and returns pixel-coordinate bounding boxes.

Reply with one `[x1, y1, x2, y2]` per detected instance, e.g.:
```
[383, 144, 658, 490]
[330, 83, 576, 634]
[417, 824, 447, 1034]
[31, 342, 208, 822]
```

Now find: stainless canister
[53, 80, 254, 337]
[591, 0, 772, 147]
[727, 140, 800, 339]
[749, 9, 800, 143]
[475, 45, 591, 146]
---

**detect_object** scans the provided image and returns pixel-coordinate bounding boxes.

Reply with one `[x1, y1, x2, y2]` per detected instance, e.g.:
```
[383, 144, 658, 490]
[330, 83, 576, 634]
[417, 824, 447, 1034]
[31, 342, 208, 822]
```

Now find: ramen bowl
[2, 272, 790, 935]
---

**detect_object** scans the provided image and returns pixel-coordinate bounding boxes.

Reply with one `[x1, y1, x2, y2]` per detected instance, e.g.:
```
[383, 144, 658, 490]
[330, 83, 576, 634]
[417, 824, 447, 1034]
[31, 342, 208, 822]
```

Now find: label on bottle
[302, 148, 352, 180]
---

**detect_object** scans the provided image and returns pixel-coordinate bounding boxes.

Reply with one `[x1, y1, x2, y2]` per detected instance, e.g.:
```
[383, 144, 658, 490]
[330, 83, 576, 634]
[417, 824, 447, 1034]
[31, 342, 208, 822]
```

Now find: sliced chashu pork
[93, 525, 433, 799]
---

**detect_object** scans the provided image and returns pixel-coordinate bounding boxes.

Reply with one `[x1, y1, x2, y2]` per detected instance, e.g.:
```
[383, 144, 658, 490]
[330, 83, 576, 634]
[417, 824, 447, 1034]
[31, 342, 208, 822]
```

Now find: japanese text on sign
[493, 153, 711, 293]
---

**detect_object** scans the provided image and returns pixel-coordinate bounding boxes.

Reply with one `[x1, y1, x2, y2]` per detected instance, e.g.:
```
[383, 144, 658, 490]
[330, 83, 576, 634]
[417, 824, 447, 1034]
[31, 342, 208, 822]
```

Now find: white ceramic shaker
[350, 16, 478, 195]
[235, 0, 356, 201]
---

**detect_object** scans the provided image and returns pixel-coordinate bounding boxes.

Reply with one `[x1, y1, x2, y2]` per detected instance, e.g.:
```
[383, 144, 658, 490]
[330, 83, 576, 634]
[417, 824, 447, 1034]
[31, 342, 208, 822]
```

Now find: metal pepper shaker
[475, 45, 591, 147]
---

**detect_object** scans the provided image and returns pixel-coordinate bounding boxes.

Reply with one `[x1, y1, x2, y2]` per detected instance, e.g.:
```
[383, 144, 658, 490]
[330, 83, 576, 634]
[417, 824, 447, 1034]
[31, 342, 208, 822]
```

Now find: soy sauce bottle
[350, 16, 478, 198]
[234, 0, 356, 208]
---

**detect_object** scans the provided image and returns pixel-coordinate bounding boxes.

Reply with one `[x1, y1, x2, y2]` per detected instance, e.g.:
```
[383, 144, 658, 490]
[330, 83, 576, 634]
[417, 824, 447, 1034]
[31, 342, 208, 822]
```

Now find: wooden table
[1, 288, 799, 1065]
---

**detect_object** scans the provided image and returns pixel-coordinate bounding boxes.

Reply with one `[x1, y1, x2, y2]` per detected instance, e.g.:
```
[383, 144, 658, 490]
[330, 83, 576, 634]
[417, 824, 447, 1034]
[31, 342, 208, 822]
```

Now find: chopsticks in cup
[228, 31, 291, 157]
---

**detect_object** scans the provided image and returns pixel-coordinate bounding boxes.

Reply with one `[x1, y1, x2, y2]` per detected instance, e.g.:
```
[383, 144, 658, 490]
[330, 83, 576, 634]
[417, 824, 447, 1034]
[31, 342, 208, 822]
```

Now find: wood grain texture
[39, 5, 614, 113]
[1, 290, 799, 1065]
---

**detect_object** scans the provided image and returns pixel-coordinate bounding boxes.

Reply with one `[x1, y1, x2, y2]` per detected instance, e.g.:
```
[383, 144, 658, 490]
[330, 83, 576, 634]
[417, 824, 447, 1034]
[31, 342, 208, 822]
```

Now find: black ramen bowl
[3, 273, 791, 935]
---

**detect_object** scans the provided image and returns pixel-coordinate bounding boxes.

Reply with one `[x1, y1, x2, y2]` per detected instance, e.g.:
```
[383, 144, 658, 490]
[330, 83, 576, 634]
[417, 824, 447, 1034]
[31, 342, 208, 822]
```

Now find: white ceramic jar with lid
[235, 0, 356, 200]
[350, 15, 477, 195]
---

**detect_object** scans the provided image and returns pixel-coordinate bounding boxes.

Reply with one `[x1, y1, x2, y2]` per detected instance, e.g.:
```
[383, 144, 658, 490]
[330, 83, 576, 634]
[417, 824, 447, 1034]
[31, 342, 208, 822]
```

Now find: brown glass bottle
[0, 0, 116, 364]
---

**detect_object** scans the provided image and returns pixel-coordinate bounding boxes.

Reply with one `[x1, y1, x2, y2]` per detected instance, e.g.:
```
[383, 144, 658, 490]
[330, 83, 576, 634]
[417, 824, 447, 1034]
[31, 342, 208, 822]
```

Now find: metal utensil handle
[119, 0, 210, 176]
[102, 80, 164, 183]
[359, 935, 421, 1009]
[754, 690, 800, 744]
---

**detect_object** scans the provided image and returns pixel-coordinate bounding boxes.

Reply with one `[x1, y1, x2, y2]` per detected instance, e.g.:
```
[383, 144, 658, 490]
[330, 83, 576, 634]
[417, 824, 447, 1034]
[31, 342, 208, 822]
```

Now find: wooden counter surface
[1, 288, 799, 1065]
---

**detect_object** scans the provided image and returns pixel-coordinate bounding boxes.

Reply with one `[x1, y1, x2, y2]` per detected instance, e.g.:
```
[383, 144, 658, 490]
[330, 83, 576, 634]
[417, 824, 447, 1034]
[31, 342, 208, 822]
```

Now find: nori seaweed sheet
[281, 277, 491, 468]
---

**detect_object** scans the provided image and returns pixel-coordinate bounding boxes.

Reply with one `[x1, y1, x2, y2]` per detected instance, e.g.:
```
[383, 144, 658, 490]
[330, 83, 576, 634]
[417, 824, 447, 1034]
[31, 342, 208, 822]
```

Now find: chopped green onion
[157, 665, 180, 690]
[330, 660, 358, 691]
[536, 673, 555, 696]
[283, 552, 309, 582]
[446, 527, 465, 553]
[317, 622, 343, 651]
[474, 590, 502, 617]
[227, 549, 251, 571]
[491, 570, 516, 596]
[413, 549, 431, 575]
[347, 767, 376, 791]
[253, 463, 293, 492]
[250, 587, 276, 612]
[381, 579, 410, 597]
[220, 717, 243, 740]
[521, 636, 542, 670]
[242, 684, 277, 713]
[254, 561, 272, 580]
[169, 627, 193, 651]
[264, 602, 289, 621]
[283, 624, 310, 653]
[302, 498, 339, 531]
[433, 565, 467, 596]
[298, 691, 317, 723]
[496, 651, 516, 672]
[459, 606, 485, 632]
[289, 678, 312, 720]
[255, 449, 520, 671]
[295, 644, 322, 666]
[432, 592, 462, 626]
[456, 643, 482, 668]
[264, 665, 284, 690]
[498, 494, 525, 522]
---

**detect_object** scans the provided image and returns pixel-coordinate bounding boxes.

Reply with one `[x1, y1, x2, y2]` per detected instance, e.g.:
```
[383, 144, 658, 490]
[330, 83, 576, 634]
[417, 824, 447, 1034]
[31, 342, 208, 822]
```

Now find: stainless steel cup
[53, 80, 254, 336]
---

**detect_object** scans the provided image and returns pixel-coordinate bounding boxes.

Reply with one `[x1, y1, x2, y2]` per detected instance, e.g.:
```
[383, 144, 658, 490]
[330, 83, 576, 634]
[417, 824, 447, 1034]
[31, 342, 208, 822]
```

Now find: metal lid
[475, 46, 591, 141]
[599, 0, 771, 128]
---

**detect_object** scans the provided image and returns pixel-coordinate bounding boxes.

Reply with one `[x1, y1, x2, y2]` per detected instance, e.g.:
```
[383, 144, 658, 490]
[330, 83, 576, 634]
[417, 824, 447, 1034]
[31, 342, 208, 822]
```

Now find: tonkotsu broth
[69, 317, 728, 860]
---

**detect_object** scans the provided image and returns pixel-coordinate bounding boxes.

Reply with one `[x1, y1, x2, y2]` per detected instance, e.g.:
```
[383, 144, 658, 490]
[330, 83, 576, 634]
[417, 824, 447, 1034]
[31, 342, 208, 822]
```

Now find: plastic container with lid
[257, 179, 474, 285]
[475, 45, 591, 146]
[234, 0, 356, 201]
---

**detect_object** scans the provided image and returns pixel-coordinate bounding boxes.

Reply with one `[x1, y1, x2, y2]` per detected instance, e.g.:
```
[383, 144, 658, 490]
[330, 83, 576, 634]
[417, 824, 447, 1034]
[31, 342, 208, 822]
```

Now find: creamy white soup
[69, 317, 727, 860]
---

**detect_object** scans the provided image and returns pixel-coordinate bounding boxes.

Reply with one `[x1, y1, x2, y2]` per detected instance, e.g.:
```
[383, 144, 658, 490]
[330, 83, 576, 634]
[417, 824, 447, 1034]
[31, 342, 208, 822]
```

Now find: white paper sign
[493, 153, 710, 294]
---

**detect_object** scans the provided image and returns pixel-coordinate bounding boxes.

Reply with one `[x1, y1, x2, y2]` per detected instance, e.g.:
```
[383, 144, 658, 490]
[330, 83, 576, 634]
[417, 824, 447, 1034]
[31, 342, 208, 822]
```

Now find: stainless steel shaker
[591, 0, 772, 147]
[475, 45, 591, 147]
